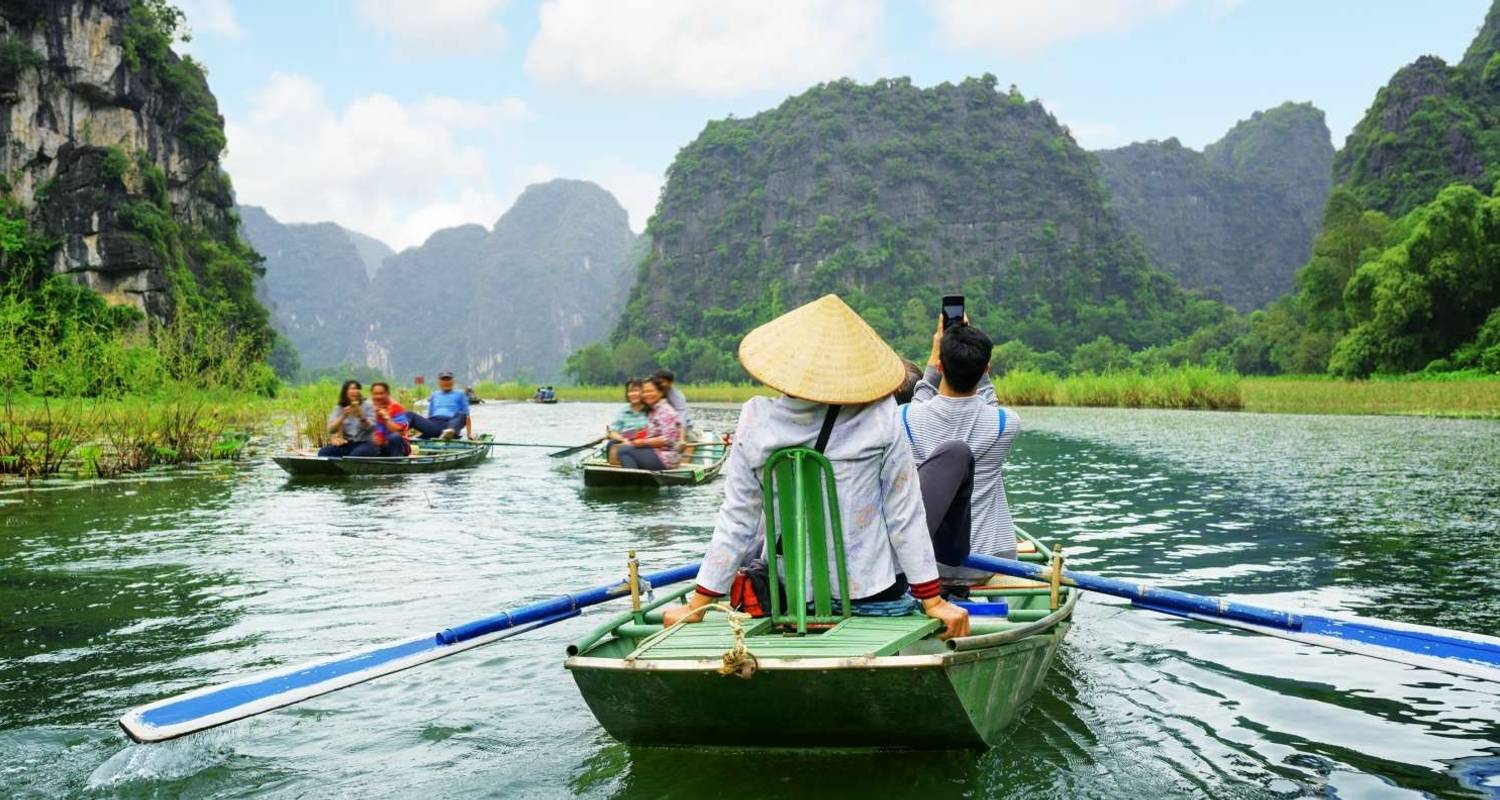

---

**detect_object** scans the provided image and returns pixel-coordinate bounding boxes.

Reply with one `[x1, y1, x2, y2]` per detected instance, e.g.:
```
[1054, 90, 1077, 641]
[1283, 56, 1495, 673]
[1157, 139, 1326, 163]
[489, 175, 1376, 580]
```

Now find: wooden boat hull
[581, 442, 729, 488]
[567, 623, 1068, 749]
[566, 533, 1073, 749]
[272, 454, 348, 477]
[273, 437, 492, 477]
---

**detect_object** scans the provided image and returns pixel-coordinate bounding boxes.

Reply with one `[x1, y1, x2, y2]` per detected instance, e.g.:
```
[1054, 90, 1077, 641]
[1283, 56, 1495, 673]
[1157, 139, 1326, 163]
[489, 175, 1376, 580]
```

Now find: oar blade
[1148, 603, 1500, 683]
[964, 552, 1500, 684]
[120, 613, 573, 743]
[119, 562, 699, 743]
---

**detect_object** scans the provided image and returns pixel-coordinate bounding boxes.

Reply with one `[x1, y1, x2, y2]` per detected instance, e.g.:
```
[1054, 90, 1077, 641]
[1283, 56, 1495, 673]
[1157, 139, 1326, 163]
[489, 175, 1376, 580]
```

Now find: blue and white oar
[964, 553, 1500, 683]
[120, 562, 700, 743]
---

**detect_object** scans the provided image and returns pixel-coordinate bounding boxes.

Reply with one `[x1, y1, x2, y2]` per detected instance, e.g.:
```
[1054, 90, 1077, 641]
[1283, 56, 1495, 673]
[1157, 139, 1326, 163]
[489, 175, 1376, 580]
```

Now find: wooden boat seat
[630, 615, 940, 661]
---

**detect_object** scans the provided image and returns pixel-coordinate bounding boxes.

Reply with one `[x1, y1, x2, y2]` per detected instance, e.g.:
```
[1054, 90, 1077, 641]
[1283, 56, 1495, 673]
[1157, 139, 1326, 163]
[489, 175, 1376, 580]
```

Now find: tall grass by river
[5, 369, 1496, 483]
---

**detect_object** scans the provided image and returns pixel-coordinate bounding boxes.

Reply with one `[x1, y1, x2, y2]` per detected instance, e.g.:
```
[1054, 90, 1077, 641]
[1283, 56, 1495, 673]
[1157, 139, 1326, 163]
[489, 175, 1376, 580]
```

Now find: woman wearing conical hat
[662, 295, 971, 640]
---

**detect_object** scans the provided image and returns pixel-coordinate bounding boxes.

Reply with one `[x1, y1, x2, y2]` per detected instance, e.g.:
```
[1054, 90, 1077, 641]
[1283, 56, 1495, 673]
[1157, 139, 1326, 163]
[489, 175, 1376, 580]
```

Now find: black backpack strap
[814, 405, 840, 453]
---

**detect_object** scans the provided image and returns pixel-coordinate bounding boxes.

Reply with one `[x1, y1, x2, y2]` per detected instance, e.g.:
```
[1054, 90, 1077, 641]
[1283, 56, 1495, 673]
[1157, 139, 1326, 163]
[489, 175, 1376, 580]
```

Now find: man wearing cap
[661, 295, 970, 640]
[407, 371, 472, 440]
[652, 368, 691, 437]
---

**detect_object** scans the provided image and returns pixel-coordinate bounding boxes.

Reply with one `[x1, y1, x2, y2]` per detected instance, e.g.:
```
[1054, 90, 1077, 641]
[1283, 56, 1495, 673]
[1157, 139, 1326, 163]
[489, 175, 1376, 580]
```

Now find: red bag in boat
[730, 560, 778, 618]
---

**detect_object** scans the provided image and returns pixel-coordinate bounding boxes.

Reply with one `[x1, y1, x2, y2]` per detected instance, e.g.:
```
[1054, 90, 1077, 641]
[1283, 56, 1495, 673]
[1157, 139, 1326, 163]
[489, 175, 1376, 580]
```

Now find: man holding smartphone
[899, 303, 1020, 583]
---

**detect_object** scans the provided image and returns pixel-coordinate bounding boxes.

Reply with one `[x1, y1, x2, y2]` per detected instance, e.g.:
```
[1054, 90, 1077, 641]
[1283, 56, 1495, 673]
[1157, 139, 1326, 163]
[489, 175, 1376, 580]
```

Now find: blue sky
[175, 0, 1493, 250]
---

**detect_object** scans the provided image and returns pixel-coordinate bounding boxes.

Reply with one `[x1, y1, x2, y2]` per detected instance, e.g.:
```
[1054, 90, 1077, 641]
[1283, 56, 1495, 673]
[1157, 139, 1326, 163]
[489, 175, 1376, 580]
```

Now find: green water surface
[1, 403, 1497, 799]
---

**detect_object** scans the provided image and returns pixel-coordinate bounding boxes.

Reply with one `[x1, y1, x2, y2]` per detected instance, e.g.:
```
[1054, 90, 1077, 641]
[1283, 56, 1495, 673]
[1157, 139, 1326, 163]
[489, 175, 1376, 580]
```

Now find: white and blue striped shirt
[902, 367, 1020, 579]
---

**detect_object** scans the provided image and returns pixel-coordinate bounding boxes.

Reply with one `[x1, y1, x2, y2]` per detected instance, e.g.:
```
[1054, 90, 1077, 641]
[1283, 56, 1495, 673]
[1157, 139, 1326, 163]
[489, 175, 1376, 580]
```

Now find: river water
[1, 402, 1498, 799]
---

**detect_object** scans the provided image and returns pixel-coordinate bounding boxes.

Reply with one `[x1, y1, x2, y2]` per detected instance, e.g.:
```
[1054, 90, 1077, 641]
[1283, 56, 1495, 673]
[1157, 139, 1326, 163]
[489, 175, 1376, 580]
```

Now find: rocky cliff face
[238, 205, 380, 370]
[612, 76, 1223, 376]
[369, 179, 639, 382]
[0, 0, 250, 322]
[1335, 3, 1500, 217]
[1096, 103, 1333, 310]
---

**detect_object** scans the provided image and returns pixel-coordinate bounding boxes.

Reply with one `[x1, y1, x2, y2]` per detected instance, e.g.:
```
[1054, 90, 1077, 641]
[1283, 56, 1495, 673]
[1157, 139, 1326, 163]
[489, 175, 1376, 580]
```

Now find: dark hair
[652, 368, 675, 382]
[939, 325, 993, 393]
[642, 376, 668, 402]
[337, 380, 363, 407]
[893, 360, 922, 405]
[370, 381, 391, 393]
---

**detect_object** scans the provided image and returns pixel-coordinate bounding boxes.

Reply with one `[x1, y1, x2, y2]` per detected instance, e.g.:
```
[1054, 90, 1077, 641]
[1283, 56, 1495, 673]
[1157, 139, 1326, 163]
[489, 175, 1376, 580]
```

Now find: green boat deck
[629, 615, 944, 661]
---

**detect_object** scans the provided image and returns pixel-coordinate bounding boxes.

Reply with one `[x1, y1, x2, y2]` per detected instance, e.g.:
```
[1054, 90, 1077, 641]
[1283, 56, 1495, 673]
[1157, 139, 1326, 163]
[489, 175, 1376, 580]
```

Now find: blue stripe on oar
[139, 636, 439, 727]
[1301, 616, 1500, 667]
[964, 552, 1500, 681]
[122, 562, 701, 742]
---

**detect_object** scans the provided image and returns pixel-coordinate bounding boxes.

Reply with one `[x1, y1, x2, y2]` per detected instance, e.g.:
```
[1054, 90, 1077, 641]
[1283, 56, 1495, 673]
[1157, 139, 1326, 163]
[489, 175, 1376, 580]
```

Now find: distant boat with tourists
[581, 438, 730, 488]
[273, 435, 493, 477]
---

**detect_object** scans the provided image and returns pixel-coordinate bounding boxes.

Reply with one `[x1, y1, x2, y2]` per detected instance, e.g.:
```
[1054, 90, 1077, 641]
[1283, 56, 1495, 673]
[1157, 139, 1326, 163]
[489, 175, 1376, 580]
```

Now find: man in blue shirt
[407, 370, 473, 440]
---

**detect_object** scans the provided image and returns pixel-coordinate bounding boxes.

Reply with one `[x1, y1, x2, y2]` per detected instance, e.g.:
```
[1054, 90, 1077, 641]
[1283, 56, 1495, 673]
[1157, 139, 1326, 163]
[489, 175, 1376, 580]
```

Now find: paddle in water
[963, 552, 1500, 683]
[119, 562, 700, 743]
[548, 436, 607, 458]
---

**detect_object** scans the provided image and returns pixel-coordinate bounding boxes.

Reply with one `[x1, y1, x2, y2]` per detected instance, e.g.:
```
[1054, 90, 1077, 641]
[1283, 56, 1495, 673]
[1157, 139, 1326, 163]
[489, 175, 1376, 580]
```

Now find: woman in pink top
[611, 376, 682, 470]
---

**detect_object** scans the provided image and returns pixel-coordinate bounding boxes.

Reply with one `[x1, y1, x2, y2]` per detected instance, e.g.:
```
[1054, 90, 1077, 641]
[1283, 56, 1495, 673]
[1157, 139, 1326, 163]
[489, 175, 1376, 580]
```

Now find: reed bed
[1240, 375, 1500, 417]
[0, 391, 259, 482]
[992, 367, 1243, 410]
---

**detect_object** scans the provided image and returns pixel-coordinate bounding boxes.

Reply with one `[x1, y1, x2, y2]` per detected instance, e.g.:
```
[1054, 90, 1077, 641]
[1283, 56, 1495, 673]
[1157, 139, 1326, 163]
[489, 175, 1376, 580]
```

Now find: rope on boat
[635, 601, 757, 679]
[714, 604, 758, 680]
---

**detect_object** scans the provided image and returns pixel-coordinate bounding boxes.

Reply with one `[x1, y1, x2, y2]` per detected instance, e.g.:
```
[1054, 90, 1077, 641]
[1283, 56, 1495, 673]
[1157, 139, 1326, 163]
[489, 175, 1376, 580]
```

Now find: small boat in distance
[566, 530, 1073, 748]
[531, 385, 559, 404]
[273, 435, 493, 477]
[581, 438, 729, 488]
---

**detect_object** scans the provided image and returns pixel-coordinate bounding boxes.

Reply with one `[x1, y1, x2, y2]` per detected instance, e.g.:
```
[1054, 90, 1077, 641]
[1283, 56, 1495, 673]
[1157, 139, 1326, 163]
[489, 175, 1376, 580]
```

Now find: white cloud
[359, 0, 509, 57]
[176, 0, 244, 39]
[1063, 121, 1122, 149]
[584, 160, 662, 233]
[930, 0, 1214, 58]
[525, 0, 881, 96]
[224, 73, 530, 250]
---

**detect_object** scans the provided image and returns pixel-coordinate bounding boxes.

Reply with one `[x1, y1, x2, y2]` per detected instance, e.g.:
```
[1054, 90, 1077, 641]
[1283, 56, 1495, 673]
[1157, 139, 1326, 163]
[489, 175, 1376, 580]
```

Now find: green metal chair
[761, 447, 852, 634]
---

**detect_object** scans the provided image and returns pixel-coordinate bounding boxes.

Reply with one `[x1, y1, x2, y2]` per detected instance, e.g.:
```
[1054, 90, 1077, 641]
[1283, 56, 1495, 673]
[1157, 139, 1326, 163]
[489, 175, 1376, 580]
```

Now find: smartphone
[942, 295, 965, 330]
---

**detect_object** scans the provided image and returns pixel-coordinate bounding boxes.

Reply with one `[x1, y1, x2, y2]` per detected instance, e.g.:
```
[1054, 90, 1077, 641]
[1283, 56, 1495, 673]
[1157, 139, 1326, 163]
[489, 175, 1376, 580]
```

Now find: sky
[174, 0, 1494, 251]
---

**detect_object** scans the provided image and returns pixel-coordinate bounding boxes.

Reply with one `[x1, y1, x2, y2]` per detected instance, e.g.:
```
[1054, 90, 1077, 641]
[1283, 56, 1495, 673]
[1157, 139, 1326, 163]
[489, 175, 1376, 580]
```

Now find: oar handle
[434, 563, 700, 645]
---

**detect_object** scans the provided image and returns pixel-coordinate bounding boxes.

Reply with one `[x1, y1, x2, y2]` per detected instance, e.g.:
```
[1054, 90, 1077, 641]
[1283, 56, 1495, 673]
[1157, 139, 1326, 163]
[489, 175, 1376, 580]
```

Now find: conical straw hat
[737, 294, 905, 404]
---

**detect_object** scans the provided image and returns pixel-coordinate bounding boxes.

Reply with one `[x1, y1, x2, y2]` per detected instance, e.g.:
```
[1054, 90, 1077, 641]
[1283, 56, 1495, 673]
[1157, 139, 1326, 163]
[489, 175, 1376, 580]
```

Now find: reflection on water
[0, 403, 1497, 798]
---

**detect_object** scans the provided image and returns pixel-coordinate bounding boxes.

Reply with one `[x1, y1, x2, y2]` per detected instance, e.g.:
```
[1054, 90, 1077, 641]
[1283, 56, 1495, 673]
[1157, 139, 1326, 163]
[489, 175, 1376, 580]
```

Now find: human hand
[662, 593, 714, 628]
[922, 597, 970, 640]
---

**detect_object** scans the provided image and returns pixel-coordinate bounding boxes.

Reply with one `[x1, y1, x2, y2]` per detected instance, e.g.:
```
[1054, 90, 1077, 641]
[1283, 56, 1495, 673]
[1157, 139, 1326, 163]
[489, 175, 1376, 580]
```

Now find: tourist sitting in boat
[605, 378, 650, 465]
[367, 381, 412, 457]
[609, 376, 682, 471]
[407, 370, 472, 440]
[903, 313, 1019, 586]
[317, 380, 379, 458]
[653, 368, 692, 438]
[661, 294, 970, 640]
[464, 385, 483, 405]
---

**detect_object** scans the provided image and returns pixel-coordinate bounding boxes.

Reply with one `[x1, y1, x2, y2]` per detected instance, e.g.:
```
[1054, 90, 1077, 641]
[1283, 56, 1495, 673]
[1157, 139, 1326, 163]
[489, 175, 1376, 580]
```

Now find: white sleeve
[913, 365, 940, 403]
[696, 401, 764, 593]
[879, 419, 938, 586]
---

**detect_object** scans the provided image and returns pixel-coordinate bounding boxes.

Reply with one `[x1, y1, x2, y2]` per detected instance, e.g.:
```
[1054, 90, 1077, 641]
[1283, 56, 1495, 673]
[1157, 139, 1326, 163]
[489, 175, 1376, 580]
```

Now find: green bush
[99, 146, 131, 184]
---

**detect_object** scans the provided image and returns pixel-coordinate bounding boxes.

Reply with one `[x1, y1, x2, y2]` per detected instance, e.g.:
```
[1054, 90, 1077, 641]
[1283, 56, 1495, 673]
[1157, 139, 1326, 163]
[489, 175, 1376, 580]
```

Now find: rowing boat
[567, 446, 1073, 749]
[580, 439, 730, 488]
[272, 435, 493, 477]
